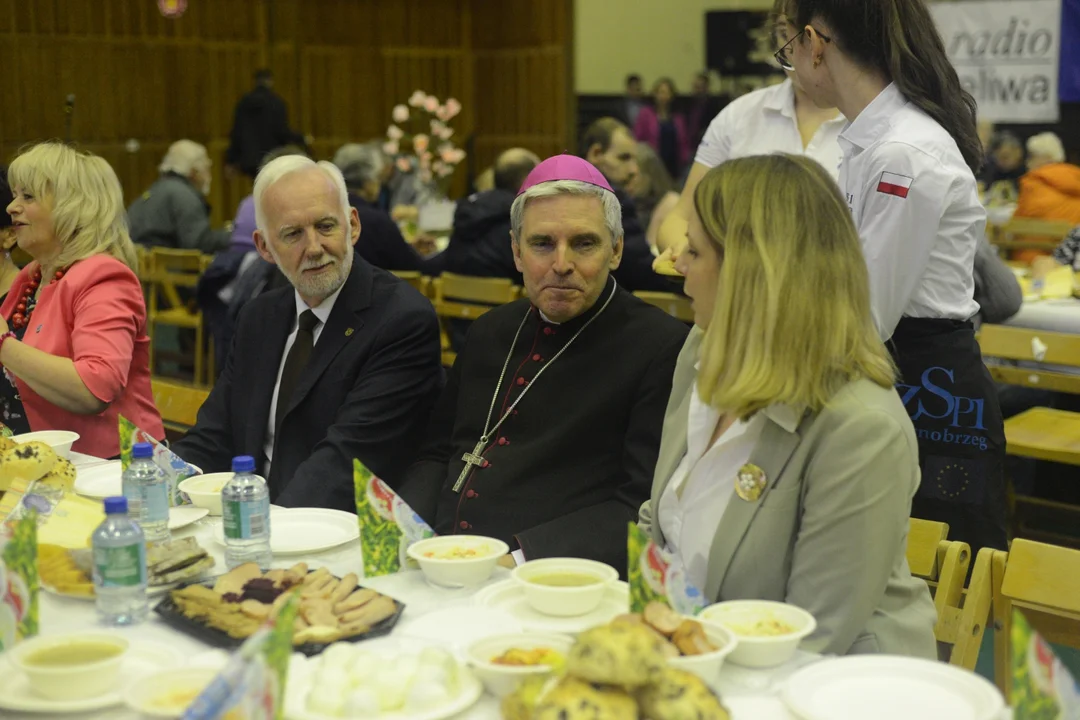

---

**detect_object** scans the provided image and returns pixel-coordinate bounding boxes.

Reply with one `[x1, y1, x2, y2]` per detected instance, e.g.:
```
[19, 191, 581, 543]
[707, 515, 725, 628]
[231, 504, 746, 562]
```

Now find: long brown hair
[780, 0, 982, 173]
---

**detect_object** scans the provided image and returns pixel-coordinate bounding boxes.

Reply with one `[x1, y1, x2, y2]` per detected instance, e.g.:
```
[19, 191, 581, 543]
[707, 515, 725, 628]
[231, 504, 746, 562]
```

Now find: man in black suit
[172, 156, 443, 511]
[225, 70, 307, 179]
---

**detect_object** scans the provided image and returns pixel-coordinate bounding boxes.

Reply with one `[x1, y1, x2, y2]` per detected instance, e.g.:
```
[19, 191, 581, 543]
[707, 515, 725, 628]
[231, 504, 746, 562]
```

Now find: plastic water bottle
[91, 496, 148, 626]
[221, 455, 272, 570]
[121, 442, 170, 544]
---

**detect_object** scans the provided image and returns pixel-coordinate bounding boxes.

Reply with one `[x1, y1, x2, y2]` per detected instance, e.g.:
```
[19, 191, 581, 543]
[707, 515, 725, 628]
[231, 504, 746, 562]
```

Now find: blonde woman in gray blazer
[638, 155, 937, 659]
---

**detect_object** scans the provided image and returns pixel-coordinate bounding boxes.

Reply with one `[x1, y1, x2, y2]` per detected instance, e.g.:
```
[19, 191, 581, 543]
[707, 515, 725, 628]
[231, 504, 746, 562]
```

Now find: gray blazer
[639, 328, 937, 659]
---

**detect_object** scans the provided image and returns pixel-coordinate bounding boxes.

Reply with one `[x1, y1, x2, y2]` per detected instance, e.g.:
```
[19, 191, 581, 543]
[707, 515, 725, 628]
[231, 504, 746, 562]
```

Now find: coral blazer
[0, 255, 164, 457]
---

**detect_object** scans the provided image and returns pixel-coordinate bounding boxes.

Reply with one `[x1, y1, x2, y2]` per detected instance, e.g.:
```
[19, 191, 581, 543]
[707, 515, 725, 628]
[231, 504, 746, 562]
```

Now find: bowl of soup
[11, 632, 129, 700]
[699, 600, 816, 668]
[512, 558, 619, 617]
[178, 473, 240, 516]
[406, 535, 510, 587]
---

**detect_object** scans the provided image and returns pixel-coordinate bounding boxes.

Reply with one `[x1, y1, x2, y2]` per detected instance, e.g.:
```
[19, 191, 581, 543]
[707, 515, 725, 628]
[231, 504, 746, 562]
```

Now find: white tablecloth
[1004, 298, 1080, 335]
[12, 456, 813, 720]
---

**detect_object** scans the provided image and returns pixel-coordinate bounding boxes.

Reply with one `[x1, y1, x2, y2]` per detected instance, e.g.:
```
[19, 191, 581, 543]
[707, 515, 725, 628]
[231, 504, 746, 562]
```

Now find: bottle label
[94, 543, 147, 588]
[223, 497, 270, 540]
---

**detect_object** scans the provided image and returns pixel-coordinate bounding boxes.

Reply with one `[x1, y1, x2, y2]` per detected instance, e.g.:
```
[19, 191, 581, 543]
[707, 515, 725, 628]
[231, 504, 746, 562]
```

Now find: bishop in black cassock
[397, 155, 688, 574]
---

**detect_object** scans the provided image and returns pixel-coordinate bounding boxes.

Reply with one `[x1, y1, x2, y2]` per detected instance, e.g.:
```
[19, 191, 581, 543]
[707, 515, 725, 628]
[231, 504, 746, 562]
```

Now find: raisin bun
[0, 440, 58, 484]
[567, 621, 667, 687]
[534, 677, 639, 720]
[636, 667, 731, 720]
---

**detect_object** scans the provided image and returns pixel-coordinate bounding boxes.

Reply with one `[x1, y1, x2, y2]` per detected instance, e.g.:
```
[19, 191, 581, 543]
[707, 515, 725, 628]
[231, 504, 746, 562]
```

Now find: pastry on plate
[533, 677, 638, 720]
[635, 667, 730, 720]
[567, 621, 666, 687]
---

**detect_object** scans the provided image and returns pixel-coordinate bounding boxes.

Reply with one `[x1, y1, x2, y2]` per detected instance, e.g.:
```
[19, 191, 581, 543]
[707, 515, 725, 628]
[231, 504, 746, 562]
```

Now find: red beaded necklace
[11, 267, 66, 331]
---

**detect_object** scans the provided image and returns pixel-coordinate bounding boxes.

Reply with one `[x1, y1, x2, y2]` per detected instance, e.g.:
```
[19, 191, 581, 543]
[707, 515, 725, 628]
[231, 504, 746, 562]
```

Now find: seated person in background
[0, 167, 19, 302]
[398, 155, 689, 571]
[440, 147, 540, 282]
[333, 143, 440, 273]
[980, 131, 1025, 202]
[127, 140, 230, 253]
[2, 143, 164, 457]
[172, 156, 443, 511]
[199, 145, 308, 376]
[1033, 226, 1080, 277]
[1013, 132, 1080, 264]
[582, 118, 678, 292]
[638, 155, 936, 658]
[627, 144, 679, 251]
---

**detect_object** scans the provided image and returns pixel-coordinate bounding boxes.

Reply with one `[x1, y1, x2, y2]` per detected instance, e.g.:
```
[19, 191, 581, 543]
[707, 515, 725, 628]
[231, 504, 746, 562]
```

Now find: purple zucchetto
[516, 154, 614, 196]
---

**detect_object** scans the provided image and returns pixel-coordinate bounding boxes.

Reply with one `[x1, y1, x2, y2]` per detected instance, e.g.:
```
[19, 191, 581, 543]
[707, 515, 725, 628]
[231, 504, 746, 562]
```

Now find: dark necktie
[275, 309, 320, 436]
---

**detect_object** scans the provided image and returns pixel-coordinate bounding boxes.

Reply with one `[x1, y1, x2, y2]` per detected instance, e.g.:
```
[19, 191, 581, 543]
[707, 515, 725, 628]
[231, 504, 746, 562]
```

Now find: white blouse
[658, 385, 765, 593]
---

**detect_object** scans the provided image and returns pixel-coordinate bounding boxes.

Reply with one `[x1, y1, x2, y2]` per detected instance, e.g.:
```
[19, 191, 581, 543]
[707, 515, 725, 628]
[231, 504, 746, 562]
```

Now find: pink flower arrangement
[386, 89, 466, 197]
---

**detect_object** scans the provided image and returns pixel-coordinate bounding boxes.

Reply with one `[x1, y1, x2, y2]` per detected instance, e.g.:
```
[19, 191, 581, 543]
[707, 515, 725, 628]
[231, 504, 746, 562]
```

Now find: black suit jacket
[225, 86, 306, 177]
[172, 257, 443, 511]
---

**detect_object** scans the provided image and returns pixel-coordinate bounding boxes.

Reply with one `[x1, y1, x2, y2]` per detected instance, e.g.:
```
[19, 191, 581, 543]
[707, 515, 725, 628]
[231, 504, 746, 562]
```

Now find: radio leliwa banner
[181, 592, 300, 720]
[353, 460, 434, 578]
[627, 522, 705, 616]
[119, 416, 200, 505]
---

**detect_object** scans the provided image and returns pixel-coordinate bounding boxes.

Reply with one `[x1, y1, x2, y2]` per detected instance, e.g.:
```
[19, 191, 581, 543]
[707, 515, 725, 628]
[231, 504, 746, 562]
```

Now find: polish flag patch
[877, 172, 913, 199]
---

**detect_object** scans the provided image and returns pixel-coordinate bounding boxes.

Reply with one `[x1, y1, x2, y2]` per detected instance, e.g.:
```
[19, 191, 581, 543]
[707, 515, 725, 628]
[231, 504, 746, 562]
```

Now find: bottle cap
[104, 496, 128, 514]
[232, 455, 256, 473]
[132, 442, 153, 459]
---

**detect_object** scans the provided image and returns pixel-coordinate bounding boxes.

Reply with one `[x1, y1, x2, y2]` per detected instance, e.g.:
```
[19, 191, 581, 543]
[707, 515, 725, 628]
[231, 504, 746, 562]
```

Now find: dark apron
[889, 318, 1008, 555]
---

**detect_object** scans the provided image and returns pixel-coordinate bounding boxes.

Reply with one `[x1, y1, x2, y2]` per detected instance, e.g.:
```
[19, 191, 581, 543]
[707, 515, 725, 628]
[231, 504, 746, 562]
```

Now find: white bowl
[11, 632, 129, 700]
[465, 632, 574, 697]
[123, 666, 220, 717]
[178, 472, 245, 516]
[667, 619, 738, 685]
[511, 558, 619, 618]
[699, 600, 816, 668]
[406, 535, 509, 587]
[12, 430, 80, 458]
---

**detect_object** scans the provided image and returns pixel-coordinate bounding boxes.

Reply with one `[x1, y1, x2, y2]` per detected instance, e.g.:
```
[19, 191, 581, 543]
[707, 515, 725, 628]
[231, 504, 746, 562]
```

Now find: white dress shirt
[694, 79, 846, 180]
[658, 383, 765, 593]
[837, 83, 983, 339]
[264, 285, 345, 470]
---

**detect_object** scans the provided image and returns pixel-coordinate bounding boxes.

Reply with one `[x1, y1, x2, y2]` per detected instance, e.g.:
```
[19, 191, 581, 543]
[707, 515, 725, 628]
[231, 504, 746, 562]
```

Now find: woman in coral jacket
[2, 142, 164, 458]
[1013, 132, 1080, 264]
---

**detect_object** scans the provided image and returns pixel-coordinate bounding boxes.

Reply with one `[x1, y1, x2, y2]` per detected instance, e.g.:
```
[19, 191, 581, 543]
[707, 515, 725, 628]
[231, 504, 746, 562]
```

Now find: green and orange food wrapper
[1010, 609, 1080, 718]
[627, 522, 705, 616]
[181, 592, 301, 720]
[0, 510, 39, 651]
[120, 415, 200, 506]
[353, 460, 434, 578]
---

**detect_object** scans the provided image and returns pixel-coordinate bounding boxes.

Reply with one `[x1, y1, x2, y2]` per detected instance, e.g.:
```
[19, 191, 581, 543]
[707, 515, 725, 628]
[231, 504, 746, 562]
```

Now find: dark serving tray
[152, 577, 405, 657]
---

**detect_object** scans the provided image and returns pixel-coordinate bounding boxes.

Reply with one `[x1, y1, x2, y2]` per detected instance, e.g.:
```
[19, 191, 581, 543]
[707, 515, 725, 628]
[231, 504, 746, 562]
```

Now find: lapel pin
[345, 328, 354, 337]
[735, 463, 767, 502]
[35, 324, 42, 333]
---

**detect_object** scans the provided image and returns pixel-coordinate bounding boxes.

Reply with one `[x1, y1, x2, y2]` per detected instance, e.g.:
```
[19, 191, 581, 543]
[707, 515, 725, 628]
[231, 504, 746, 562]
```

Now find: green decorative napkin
[627, 522, 705, 616]
[353, 459, 434, 578]
[1011, 609, 1080, 718]
[0, 510, 38, 651]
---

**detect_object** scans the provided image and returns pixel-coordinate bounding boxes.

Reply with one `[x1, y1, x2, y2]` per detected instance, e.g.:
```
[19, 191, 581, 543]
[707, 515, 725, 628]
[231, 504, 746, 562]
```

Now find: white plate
[0, 639, 185, 713]
[284, 637, 483, 720]
[782, 655, 1005, 720]
[168, 505, 209, 530]
[212, 507, 359, 555]
[123, 666, 221, 718]
[473, 578, 629, 634]
[73, 460, 122, 499]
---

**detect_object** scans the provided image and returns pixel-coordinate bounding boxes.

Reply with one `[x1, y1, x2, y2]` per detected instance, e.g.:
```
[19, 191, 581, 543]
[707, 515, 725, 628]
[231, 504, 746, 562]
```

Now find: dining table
[6, 453, 1006, 720]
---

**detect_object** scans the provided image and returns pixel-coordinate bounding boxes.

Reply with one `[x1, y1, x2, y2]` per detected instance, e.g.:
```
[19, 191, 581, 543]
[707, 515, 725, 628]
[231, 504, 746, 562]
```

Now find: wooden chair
[431, 273, 520, 367]
[905, 518, 992, 670]
[391, 270, 431, 297]
[993, 539, 1080, 696]
[151, 378, 209, 437]
[991, 217, 1074, 254]
[147, 248, 211, 386]
[978, 324, 1080, 397]
[633, 291, 693, 323]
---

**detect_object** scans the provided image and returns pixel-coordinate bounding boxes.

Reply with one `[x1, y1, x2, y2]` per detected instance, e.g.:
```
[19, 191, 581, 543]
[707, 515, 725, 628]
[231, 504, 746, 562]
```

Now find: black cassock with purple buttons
[397, 277, 688, 575]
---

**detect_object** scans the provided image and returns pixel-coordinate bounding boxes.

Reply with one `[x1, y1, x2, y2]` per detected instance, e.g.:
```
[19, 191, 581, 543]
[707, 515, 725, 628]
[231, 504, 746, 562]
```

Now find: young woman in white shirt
[777, 0, 1007, 554]
[655, 20, 845, 256]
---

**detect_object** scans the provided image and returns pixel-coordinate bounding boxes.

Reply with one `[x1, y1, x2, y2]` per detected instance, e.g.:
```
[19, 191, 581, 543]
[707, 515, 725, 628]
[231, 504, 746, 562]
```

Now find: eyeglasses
[774, 27, 831, 71]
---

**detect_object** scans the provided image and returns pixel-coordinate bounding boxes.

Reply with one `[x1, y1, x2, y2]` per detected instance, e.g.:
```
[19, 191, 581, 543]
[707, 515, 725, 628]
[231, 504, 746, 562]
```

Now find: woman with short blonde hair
[639, 154, 936, 659]
[2, 142, 162, 456]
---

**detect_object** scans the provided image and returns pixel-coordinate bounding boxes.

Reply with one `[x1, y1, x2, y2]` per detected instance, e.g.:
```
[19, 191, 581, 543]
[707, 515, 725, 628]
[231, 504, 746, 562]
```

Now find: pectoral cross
[452, 437, 488, 492]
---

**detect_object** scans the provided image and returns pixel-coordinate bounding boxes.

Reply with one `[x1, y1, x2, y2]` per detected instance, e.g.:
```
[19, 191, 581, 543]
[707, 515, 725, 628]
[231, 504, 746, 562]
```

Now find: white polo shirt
[694, 79, 846, 179]
[837, 83, 982, 340]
